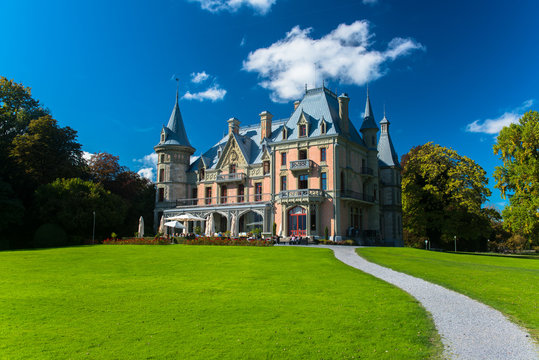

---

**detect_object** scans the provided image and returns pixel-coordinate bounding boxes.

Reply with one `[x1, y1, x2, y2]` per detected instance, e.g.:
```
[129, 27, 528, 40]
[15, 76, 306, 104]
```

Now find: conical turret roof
[156, 90, 194, 150]
[360, 91, 379, 131]
[377, 114, 400, 168]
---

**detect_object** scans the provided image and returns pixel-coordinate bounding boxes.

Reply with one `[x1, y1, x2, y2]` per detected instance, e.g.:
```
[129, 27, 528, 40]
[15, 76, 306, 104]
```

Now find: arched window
[199, 168, 205, 181]
[321, 121, 326, 134]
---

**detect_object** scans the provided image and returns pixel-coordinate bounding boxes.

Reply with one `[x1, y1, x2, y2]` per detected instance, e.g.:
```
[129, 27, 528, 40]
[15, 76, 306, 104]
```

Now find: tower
[154, 85, 196, 227]
[377, 111, 403, 246]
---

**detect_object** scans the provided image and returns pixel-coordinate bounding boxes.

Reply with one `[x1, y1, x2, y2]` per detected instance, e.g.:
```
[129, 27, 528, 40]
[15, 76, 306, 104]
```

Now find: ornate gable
[216, 134, 248, 170]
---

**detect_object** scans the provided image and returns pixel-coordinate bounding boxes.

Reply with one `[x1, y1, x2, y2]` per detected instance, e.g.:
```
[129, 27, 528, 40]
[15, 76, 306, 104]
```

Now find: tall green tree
[10, 115, 86, 186]
[401, 142, 491, 250]
[493, 110, 539, 247]
[34, 178, 127, 244]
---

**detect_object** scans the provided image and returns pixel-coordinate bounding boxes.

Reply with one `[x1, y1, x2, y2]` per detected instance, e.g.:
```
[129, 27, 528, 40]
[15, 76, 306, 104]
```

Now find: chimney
[228, 117, 240, 135]
[259, 111, 273, 140]
[294, 100, 301, 110]
[338, 93, 350, 135]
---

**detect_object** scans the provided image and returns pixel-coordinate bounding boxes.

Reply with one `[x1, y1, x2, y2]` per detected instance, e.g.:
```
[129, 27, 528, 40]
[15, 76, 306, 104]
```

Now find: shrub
[33, 223, 68, 248]
[324, 226, 329, 240]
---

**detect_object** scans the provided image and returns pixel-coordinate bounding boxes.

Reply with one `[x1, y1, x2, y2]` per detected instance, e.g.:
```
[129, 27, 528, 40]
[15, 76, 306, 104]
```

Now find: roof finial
[366, 83, 369, 98]
[383, 103, 386, 118]
[175, 77, 179, 101]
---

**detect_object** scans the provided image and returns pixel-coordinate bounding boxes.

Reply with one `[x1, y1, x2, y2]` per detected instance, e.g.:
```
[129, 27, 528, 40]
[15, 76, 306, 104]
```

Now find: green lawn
[0, 246, 441, 359]
[357, 247, 539, 341]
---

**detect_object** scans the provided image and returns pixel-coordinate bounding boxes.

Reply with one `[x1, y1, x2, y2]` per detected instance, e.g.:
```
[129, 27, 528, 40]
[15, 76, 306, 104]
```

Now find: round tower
[154, 87, 195, 226]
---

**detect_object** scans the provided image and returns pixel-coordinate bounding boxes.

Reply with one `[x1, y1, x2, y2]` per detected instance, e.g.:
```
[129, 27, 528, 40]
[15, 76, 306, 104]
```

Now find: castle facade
[154, 86, 403, 245]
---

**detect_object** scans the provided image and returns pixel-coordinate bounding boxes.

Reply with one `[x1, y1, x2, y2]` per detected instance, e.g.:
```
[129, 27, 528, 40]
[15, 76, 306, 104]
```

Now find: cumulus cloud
[134, 153, 158, 182]
[189, 0, 276, 15]
[466, 99, 535, 134]
[183, 85, 227, 102]
[191, 71, 209, 83]
[82, 151, 94, 163]
[243, 21, 424, 102]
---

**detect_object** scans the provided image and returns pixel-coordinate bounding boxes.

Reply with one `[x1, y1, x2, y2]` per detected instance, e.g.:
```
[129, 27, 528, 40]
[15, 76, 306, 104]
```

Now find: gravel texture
[328, 246, 539, 360]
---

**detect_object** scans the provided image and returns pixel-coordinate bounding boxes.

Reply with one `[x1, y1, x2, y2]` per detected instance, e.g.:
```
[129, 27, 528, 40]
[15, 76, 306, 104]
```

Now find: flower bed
[103, 237, 170, 245]
[175, 236, 273, 247]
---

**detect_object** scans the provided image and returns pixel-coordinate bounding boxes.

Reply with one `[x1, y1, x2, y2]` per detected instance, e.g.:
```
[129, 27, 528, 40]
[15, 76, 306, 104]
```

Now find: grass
[357, 247, 539, 341]
[0, 245, 441, 359]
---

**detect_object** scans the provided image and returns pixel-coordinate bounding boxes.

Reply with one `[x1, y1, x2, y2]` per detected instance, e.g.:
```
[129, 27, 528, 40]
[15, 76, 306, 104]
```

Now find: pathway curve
[329, 246, 539, 360]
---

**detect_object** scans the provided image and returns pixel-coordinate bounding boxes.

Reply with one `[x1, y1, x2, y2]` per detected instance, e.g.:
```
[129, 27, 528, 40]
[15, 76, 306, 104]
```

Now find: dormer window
[321, 121, 326, 134]
[282, 127, 287, 140]
[199, 168, 205, 180]
[263, 160, 270, 175]
[217, 149, 221, 158]
[299, 124, 307, 137]
[161, 133, 165, 142]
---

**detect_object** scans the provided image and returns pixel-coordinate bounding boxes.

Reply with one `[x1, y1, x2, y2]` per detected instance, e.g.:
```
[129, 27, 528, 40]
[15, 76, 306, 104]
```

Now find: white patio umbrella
[230, 214, 237, 237]
[205, 214, 214, 236]
[138, 216, 144, 238]
[158, 215, 165, 234]
[246, 221, 263, 227]
[164, 220, 186, 229]
[168, 213, 205, 222]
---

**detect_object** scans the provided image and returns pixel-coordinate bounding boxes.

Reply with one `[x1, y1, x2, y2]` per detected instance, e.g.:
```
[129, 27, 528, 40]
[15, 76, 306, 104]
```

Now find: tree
[34, 178, 127, 244]
[88, 152, 125, 185]
[493, 110, 539, 248]
[0, 179, 25, 249]
[401, 142, 491, 249]
[10, 115, 86, 186]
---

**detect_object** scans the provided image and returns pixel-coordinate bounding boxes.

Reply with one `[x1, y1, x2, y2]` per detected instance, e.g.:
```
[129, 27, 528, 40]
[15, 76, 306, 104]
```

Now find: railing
[175, 193, 272, 207]
[277, 189, 325, 200]
[289, 159, 312, 171]
[216, 173, 246, 183]
[339, 190, 374, 203]
[361, 167, 374, 176]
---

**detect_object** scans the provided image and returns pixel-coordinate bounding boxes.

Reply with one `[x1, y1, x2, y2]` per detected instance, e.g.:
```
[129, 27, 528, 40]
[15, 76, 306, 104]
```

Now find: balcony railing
[339, 190, 374, 203]
[277, 189, 326, 203]
[216, 173, 246, 183]
[361, 167, 374, 176]
[289, 159, 312, 171]
[175, 193, 271, 207]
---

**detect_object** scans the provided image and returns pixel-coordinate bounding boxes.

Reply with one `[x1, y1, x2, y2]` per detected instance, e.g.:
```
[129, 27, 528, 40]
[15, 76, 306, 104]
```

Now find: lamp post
[425, 239, 428, 250]
[92, 211, 96, 245]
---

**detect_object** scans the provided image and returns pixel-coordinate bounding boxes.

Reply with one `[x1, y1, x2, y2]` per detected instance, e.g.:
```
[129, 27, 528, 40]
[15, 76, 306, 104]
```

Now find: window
[321, 172, 327, 190]
[255, 183, 262, 201]
[160, 154, 165, 163]
[205, 187, 212, 204]
[217, 149, 221, 158]
[283, 127, 287, 140]
[299, 149, 307, 160]
[310, 207, 316, 231]
[299, 124, 307, 137]
[238, 184, 244, 203]
[320, 148, 326, 162]
[263, 161, 270, 175]
[158, 188, 164, 202]
[161, 133, 165, 142]
[280, 175, 287, 191]
[281, 152, 287, 166]
[321, 122, 326, 134]
[229, 164, 236, 173]
[199, 168, 205, 181]
[221, 185, 227, 203]
[371, 136, 375, 146]
[340, 171, 345, 191]
[191, 188, 198, 205]
[159, 168, 165, 182]
[299, 174, 308, 189]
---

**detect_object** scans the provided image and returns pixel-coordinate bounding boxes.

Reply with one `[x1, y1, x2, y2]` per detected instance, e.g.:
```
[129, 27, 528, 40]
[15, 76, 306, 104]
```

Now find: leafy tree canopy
[401, 142, 491, 249]
[10, 115, 85, 185]
[34, 178, 127, 242]
[493, 110, 539, 246]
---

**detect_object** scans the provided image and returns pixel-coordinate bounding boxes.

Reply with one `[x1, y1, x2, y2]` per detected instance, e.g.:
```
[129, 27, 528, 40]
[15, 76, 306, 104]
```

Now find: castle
[154, 86, 403, 245]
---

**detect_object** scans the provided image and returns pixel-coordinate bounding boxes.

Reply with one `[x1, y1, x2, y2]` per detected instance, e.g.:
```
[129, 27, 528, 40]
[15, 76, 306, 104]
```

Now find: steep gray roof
[156, 92, 194, 149]
[360, 93, 379, 131]
[377, 116, 400, 168]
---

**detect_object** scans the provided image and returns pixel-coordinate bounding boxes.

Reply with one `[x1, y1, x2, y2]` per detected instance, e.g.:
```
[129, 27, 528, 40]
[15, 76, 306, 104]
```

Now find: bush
[33, 223, 68, 248]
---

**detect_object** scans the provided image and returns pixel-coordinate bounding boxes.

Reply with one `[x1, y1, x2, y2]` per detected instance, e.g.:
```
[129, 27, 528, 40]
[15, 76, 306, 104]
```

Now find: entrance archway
[238, 211, 263, 234]
[288, 206, 306, 236]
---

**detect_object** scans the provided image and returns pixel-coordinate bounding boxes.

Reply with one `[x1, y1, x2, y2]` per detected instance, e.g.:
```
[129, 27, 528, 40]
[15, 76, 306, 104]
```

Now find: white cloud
[134, 153, 158, 182]
[190, 0, 275, 15]
[466, 99, 535, 134]
[240, 36, 246, 47]
[362, 0, 378, 5]
[182, 85, 227, 102]
[191, 71, 210, 83]
[82, 151, 93, 163]
[243, 21, 424, 102]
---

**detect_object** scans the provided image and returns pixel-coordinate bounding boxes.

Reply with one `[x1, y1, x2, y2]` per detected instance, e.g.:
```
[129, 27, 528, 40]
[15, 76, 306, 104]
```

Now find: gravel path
[328, 246, 539, 360]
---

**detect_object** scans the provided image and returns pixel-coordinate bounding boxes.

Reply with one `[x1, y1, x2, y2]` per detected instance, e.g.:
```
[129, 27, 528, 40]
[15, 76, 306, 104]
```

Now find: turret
[360, 89, 379, 149]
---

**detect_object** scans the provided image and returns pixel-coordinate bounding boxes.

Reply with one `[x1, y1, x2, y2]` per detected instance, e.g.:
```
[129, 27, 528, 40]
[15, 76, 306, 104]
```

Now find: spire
[377, 111, 399, 168]
[360, 87, 378, 132]
[157, 83, 194, 150]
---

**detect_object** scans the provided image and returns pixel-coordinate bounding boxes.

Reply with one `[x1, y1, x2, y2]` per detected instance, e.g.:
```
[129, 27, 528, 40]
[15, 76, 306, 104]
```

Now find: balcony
[277, 189, 326, 204]
[289, 159, 312, 172]
[339, 190, 375, 203]
[361, 167, 374, 176]
[216, 172, 246, 183]
[175, 193, 272, 208]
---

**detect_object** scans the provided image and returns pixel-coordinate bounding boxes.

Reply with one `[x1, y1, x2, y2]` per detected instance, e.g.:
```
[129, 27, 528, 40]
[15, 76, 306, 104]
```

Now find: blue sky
[1, 0, 538, 209]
